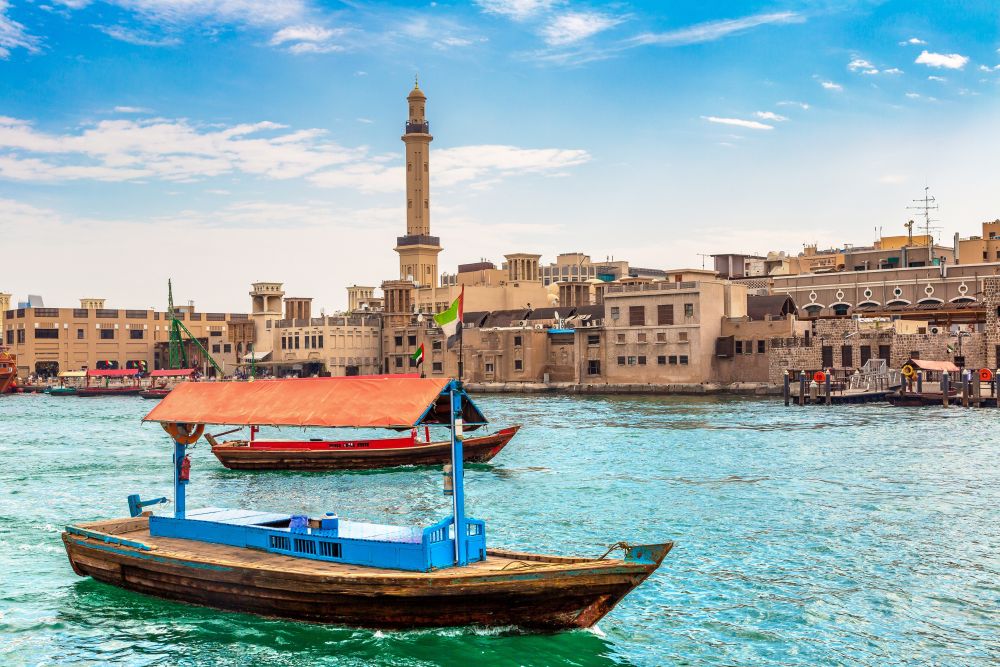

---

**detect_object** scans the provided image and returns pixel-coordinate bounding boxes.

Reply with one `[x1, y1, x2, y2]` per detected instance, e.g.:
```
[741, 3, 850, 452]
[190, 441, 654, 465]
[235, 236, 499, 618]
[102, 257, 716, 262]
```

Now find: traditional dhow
[208, 425, 520, 471]
[77, 369, 142, 397]
[140, 368, 197, 400]
[0, 347, 16, 394]
[62, 376, 672, 630]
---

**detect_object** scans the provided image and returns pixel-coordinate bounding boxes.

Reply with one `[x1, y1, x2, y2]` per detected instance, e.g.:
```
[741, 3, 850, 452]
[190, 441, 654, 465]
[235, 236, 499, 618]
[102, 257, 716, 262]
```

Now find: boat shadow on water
[64, 577, 631, 666]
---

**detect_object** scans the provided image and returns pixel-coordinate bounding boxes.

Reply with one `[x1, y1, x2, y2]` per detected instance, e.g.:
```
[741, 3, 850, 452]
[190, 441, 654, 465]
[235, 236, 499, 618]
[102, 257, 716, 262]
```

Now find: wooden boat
[208, 425, 520, 471]
[47, 370, 87, 396]
[63, 376, 672, 630]
[0, 347, 16, 394]
[77, 368, 142, 397]
[887, 389, 959, 406]
[140, 368, 197, 399]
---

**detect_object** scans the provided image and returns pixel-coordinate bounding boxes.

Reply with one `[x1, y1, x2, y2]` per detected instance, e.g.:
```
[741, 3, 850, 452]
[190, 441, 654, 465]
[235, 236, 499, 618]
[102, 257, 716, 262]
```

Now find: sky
[1, 0, 999, 312]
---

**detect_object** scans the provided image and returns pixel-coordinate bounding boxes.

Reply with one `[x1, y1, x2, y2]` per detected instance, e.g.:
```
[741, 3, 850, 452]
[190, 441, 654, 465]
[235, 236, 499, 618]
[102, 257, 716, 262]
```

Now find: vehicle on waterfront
[0, 347, 17, 394]
[139, 368, 198, 400]
[77, 368, 142, 397]
[207, 422, 520, 471]
[61, 376, 672, 630]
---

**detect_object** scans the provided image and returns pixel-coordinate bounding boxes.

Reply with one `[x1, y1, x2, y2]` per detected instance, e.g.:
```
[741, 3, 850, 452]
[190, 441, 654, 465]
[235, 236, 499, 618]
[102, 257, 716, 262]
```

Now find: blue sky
[1, 0, 998, 311]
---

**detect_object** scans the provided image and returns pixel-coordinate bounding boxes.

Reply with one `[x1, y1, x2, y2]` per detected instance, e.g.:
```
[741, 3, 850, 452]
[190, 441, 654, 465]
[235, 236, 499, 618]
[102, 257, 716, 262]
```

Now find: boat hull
[139, 389, 171, 400]
[62, 516, 670, 630]
[211, 426, 520, 471]
[77, 388, 143, 397]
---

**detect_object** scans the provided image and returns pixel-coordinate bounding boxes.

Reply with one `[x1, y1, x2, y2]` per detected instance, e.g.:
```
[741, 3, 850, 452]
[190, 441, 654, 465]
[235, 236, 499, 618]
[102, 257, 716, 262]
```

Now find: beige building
[3, 297, 248, 377]
[956, 220, 1000, 264]
[0, 292, 10, 341]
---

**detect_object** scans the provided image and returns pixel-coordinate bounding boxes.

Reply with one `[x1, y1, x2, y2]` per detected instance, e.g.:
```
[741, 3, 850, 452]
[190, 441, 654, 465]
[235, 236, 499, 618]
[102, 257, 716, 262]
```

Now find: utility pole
[697, 254, 712, 270]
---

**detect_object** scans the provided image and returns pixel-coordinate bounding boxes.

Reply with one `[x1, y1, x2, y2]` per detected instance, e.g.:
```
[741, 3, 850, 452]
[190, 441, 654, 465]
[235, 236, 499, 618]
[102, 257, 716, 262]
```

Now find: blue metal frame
[153, 378, 486, 571]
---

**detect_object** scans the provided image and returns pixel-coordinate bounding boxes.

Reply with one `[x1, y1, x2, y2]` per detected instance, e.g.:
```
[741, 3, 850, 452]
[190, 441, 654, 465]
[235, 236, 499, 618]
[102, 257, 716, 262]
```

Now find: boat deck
[71, 515, 599, 580]
[184, 506, 424, 544]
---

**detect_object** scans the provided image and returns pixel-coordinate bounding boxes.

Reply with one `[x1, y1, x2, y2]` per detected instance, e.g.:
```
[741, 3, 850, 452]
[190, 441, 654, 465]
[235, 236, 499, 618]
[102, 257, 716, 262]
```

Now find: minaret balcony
[405, 121, 430, 134]
[396, 234, 440, 247]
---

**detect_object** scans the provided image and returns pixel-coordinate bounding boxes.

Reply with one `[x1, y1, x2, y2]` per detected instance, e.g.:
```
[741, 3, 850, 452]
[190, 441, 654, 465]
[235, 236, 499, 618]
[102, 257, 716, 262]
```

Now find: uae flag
[410, 343, 424, 367]
[433, 287, 464, 349]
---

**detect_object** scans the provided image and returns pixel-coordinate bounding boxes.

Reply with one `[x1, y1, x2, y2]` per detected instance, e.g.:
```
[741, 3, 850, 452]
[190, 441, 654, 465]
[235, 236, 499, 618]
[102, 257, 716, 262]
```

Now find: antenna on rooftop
[906, 186, 942, 246]
[697, 253, 712, 270]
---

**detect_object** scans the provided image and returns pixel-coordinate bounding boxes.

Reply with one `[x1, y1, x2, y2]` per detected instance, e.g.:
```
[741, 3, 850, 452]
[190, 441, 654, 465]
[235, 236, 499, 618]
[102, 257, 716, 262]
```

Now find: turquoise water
[1, 393, 999, 666]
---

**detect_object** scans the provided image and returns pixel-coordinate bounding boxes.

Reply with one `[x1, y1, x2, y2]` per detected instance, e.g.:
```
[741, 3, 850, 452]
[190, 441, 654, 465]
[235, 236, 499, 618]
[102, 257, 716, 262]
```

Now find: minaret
[395, 79, 442, 287]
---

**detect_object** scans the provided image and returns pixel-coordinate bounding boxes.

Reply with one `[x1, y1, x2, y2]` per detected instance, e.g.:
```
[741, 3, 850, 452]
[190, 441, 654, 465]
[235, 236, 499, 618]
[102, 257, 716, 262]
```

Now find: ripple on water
[1, 393, 999, 665]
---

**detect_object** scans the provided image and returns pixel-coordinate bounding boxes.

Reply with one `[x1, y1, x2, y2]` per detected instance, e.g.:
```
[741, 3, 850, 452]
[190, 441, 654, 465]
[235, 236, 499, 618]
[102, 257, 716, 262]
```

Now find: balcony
[396, 234, 440, 247]
[405, 121, 429, 134]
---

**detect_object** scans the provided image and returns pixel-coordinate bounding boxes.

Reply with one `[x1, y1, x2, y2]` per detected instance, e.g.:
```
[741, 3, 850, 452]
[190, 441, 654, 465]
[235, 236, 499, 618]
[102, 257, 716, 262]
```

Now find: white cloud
[435, 36, 473, 47]
[754, 111, 788, 121]
[899, 37, 926, 46]
[905, 92, 921, 98]
[702, 116, 774, 130]
[111, 0, 307, 28]
[820, 80, 843, 91]
[631, 12, 802, 46]
[978, 64, 1000, 72]
[777, 100, 810, 110]
[882, 67, 903, 75]
[927, 75, 946, 82]
[915, 50, 969, 69]
[356, 117, 374, 124]
[94, 25, 181, 46]
[476, 0, 554, 21]
[848, 57, 874, 71]
[1, 0, 42, 58]
[270, 24, 343, 54]
[113, 106, 153, 114]
[541, 11, 622, 46]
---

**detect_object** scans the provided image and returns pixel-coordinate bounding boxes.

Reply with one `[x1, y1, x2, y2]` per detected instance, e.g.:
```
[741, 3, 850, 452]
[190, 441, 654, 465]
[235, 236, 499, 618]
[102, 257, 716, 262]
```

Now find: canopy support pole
[449, 387, 467, 566]
[173, 441, 187, 519]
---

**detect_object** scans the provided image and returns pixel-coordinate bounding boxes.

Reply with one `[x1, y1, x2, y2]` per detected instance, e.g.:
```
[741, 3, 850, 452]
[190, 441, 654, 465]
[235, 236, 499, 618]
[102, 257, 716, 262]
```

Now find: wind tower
[395, 78, 442, 288]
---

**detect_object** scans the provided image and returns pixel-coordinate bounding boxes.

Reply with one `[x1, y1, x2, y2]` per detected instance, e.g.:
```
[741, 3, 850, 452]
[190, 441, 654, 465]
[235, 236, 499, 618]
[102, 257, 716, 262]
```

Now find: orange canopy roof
[143, 376, 486, 429]
[149, 368, 196, 377]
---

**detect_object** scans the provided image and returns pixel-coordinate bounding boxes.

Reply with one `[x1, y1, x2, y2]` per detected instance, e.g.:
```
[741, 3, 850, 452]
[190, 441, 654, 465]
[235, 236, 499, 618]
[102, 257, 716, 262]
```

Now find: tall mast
[906, 187, 941, 264]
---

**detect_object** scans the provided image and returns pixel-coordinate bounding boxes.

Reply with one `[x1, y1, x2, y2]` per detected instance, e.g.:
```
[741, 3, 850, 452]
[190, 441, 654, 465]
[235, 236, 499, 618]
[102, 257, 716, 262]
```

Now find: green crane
[167, 279, 224, 376]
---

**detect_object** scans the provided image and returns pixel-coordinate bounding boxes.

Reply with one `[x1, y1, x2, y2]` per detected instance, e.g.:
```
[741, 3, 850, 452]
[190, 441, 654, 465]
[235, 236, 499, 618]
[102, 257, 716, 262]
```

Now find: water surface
[1, 393, 998, 665]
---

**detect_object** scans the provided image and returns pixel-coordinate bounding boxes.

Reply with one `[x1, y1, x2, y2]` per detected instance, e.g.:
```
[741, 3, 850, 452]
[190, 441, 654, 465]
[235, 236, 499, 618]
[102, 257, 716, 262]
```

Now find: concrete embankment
[465, 382, 781, 396]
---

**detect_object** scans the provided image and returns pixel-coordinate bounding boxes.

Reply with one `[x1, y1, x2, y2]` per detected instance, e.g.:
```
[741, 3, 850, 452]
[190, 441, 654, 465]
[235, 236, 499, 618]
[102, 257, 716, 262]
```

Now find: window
[77, 328, 85, 340]
[628, 306, 645, 326]
[432, 362, 442, 372]
[735, 340, 743, 354]
[678, 332, 688, 342]
[821, 345, 833, 367]
[833, 304, 850, 317]
[17, 329, 25, 344]
[587, 359, 601, 375]
[637, 356, 646, 365]
[878, 345, 891, 361]
[909, 350, 920, 360]
[679, 355, 689, 365]
[841, 346, 853, 367]
[281, 337, 287, 350]
[860, 345, 872, 366]
[409, 357, 417, 368]
[668, 355, 678, 364]
[212, 344, 221, 353]
[210, 331, 222, 337]
[408, 335, 417, 346]
[432, 340, 442, 350]
[513, 335, 522, 347]
[684, 303, 694, 318]
[34, 328, 59, 339]
[616, 333, 626, 343]
[312, 335, 318, 348]
[395, 357, 403, 368]
[637, 333, 647, 343]
[587, 334, 600, 345]
[318, 335, 323, 348]
[485, 363, 494, 373]
[657, 304, 674, 325]
[657, 355, 666, 365]
[610, 307, 620, 320]
[394, 335, 403, 347]
[617, 356, 626, 365]
[100, 329, 115, 340]
[129, 329, 144, 340]
[514, 359, 523, 371]
[627, 356, 637, 365]
[757, 340, 766, 353]
[224, 344, 232, 353]
[656, 332, 666, 343]
[294, 336, 300, 349]
[5, 330, 12, 345]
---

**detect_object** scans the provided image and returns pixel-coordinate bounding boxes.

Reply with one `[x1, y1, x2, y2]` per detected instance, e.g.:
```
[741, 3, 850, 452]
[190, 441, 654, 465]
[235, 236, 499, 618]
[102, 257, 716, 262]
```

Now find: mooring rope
[596, 541, 630, 560]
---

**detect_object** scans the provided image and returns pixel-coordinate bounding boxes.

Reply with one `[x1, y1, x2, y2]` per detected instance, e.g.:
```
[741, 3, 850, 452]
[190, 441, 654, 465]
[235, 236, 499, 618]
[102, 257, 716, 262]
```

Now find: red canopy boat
[78, 368, 142, 397]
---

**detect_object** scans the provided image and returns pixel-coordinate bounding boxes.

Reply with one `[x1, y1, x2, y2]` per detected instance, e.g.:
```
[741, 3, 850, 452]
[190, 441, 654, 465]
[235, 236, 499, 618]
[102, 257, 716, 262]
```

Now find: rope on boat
[596, 541, 631, 560]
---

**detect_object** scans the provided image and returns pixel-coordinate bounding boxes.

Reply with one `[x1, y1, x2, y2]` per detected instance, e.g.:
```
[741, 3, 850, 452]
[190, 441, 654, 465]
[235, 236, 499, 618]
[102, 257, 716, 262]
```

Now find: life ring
[979, 368, 993, 382]
[813, 371, 826, 383]
[162, 422, 204, 445]
[901, 364, 915, 378]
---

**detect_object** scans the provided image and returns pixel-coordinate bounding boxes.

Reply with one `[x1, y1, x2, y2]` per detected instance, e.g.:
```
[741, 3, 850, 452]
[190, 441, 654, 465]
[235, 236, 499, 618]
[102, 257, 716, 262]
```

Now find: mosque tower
[394, 79, 442, 287]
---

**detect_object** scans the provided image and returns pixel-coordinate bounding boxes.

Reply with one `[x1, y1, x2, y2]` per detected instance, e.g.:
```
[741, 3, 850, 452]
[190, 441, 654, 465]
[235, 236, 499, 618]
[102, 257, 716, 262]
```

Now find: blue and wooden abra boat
[62, 376, 672, 630]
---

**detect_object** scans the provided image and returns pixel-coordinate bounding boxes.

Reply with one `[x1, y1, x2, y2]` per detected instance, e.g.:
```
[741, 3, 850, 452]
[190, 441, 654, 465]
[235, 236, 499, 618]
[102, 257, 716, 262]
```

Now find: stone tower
[394, 80, 442, 288]
[249, 282, 284, 357]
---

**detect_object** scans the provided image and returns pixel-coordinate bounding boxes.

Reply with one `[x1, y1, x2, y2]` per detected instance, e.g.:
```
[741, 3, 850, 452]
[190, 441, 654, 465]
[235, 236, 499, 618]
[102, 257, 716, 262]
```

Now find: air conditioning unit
[517, 320, 528, 327]
[534, 324, 544, 330]
[930, 326, 939, 334]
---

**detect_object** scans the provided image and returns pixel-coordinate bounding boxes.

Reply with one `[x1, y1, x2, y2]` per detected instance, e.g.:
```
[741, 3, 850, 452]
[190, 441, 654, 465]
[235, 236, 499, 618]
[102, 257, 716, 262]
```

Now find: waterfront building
[955, 220, 1000, 264]
[2, 297, 249, 377]
[0, 292, 10, 339]
[539, 253, 667, 286]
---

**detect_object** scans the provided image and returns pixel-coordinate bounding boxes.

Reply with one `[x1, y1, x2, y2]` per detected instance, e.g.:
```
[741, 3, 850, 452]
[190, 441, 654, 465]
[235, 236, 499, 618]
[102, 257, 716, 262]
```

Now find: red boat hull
[211, 425, 520, 471]
[77, 387, 143, 397]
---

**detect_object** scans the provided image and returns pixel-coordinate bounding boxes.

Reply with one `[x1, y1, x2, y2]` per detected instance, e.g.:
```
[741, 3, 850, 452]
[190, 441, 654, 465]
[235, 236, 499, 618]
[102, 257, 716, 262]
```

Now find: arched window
[832, 304, 850, 316]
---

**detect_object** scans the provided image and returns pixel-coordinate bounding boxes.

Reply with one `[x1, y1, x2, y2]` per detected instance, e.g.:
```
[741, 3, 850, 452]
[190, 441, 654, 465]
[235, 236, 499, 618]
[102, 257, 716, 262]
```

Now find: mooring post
[941, 372, 949, 407]
[962, 370, 970, 408]
[799, 372, 806, 406]
[972, 373, 981, 407]
[825, 371, 832, 405]
[783, 371, 790, 407]
[916, 371, 923, 394]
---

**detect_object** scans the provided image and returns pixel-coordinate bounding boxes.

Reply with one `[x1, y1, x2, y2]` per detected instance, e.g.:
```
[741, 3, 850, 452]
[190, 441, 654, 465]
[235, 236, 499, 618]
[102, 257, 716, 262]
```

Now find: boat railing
[847, 359, 901, 391]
